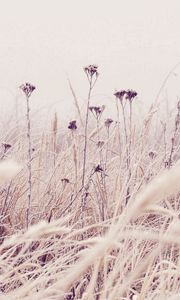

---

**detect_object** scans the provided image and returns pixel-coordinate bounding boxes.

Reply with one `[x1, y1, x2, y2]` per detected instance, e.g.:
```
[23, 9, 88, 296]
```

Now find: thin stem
[116, 98, 121, 161]
[129, 100, 133, 170]
[82, 78, 92, 187]
[96, 119, 103, 164]
[120, 101, 128, 145]
[96, 118, 106, 220]
[26, 95, 32, 228]
[105, 128, 110, 171]
[72, 130, 78, 193]
[120, 100, 129, 169]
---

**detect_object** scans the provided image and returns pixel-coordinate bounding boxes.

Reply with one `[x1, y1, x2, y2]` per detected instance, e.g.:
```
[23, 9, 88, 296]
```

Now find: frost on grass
[1, 68, 180, 299]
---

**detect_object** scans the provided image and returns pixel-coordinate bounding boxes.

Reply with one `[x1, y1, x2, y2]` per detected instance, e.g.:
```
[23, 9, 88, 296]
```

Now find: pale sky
[0, 0, 180, 123]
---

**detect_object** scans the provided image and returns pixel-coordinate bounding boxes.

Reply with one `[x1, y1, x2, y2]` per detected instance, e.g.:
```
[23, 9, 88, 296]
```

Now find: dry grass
[1, 72, 180, 299]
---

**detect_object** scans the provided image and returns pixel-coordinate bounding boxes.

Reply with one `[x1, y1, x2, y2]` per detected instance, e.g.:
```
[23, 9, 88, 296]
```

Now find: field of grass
[1, 65, 180, 299]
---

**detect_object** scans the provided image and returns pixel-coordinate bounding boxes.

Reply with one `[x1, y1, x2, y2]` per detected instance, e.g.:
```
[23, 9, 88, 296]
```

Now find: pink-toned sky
[0, 0, 180, 123]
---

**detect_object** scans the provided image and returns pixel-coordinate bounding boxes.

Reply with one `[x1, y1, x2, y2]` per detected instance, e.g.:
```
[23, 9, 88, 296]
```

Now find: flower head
[19, 82, 36, 97]
[104, 118, 113, 128]
[149, 151, 157, 159]
[164, 161, 171, 169]
[114, 89, 138, 102]
[84, 64, 99, 79]
[97, 141, 104, 148]
[2, 143, 12, 153]
[94, 164, 104, 173]
[68, 120, 77, 130]
[114, 90, 127, 100]
[125, 89, 138, 102]
[89, 105, 105, 120]
[61, 178, 70, 184]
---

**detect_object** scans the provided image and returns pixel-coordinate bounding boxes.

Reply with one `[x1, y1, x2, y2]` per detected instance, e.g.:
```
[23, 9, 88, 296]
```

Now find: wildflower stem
[72, 130, 78, 193]
[105, 127, 110, 171]
[96, 119, 103, 164]
[120, 100, 129, 168]
[129, 100, 133, 169]
[82, 78, 93, 187]
[115, 98, 121, 162]
[19, 83, 35, 227]
[26, 95, 32, 228]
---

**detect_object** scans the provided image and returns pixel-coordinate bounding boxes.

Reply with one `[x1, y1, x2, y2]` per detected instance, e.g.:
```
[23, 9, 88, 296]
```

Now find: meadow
[0, 65, 180, 299]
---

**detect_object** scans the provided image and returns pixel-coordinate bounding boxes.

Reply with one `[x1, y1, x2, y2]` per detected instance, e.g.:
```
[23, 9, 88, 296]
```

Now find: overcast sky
[0, 0, 180, 122]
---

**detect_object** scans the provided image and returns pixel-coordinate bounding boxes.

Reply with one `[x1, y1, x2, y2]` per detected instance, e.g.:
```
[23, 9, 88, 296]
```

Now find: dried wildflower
[19, 82, 36, 97]
[84, 64, 99, 78]
[104, 118, 113, 128]
[125, 89, 138, 102]
[89, 105, 105, 120]
[165, 161, 171, 169]
[61, 178, 70, 184]
[95, 105, 105, 115]
[149, 151, 157, 159]
[68, 120, 77, 130]
[97, 141, 104, 148]
[2, 143, 12, 153]
[94, 164, 104, 173]
[89, 106, 95, 113]
[114, 90, 127, 100]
